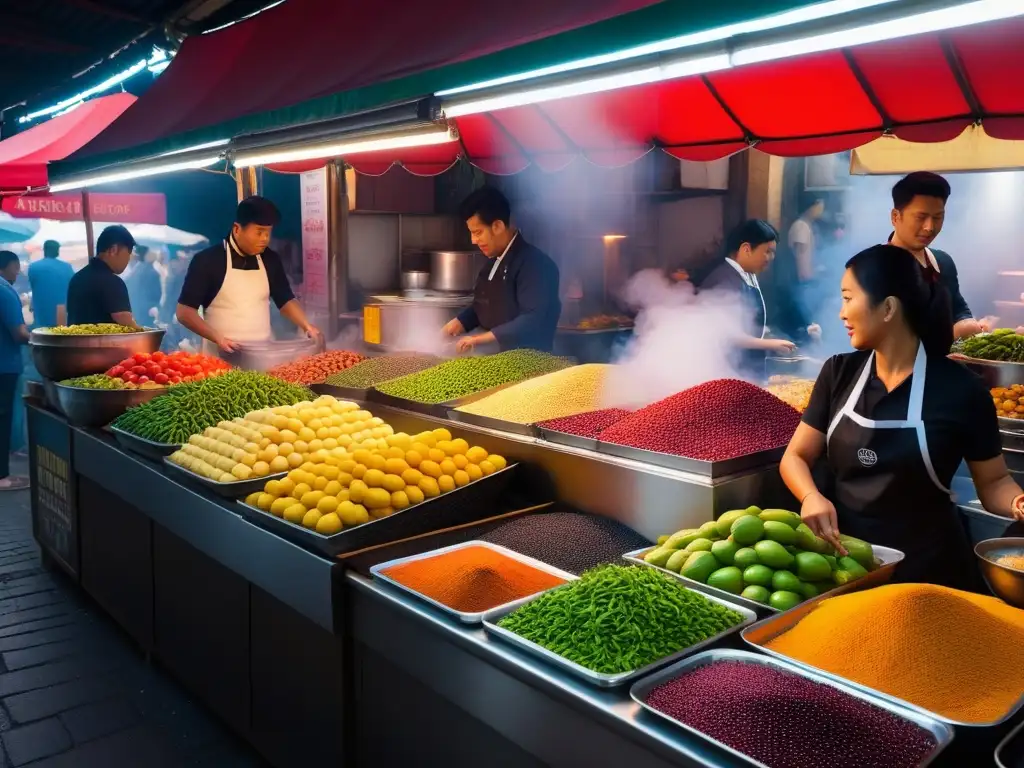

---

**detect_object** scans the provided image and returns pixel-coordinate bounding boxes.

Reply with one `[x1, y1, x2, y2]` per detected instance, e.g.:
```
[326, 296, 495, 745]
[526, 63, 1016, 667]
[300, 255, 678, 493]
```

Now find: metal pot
[400, 271, 430, 291]
[220, 337, 321, 372]
[430, 251, 482, 293]
[30, 328, 165, 381]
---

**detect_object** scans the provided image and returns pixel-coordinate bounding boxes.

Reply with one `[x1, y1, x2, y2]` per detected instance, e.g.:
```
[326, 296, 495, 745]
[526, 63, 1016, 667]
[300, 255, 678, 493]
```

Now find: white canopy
[25, 220, 209, 251]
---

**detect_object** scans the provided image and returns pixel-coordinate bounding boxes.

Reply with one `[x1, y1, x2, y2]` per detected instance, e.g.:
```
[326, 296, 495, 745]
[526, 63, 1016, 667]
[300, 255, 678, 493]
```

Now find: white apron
[202, 239, 272, 356]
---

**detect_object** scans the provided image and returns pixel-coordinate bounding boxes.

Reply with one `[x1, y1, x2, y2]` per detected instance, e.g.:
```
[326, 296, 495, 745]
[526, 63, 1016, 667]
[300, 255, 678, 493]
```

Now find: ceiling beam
[0, 28, 87, 55]
[59, 0, 149, 23]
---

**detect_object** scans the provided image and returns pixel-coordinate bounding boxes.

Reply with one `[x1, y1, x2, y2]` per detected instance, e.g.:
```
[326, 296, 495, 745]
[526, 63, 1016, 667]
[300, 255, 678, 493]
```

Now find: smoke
[601, 269, 751, 410]
[368, 303, 457, 357]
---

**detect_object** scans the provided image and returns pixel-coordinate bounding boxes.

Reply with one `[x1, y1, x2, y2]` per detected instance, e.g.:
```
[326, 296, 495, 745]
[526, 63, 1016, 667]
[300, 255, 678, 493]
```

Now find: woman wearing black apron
[781, 244, 1024, 590]
[696, 220, 799, 381]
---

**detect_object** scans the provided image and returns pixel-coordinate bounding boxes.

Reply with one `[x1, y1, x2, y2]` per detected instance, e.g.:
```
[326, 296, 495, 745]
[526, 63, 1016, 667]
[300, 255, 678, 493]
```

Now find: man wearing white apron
[176, 197, 320, 355]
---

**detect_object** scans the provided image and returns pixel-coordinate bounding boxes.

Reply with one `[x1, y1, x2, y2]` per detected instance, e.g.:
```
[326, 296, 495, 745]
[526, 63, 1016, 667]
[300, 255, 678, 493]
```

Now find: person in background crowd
[67, 225, 138, 327]
[887, 172, 993, 340]
[27, 240, 73, 328]
[0, 252, 29, 491]
[789, 193, 826, 283]
[124, 247, 162, 324]
[442, 187, 561, 353]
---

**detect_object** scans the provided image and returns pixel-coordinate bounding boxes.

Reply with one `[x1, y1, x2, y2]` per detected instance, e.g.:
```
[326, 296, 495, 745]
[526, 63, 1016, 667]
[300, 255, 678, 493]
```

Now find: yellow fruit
[232, 464, 252, 480]
[323, 438, 339, 451]
[315, 513, 343, 535]
[383, 446, 404, 460]
[298, 408, 316, 423]
[336, 489, 350, 503]
[479, 460, 496, 476]
[451, 438, 469, 455]
[283, 503, 307, 524]
[286, 418, 304, 434]
[252, 461, 271, 477]
[439, 459, 457, 476]
[245, 492, 261, 507]
[438, 475, 455, 493]
[308, 418, 324, 431]
[338, 459, 357, 474]
[270, 497, 292, 517]
[316, 427, 331, 440]
[370, 507, 395, 519]
[405, 450, 423, 468]
[488, 454, 508, 470]
[465, 463, 483, 481]
[415, 431, 436, 447]
[337, 501, 368, 526]
[427, 448, 446, 464]
[302, 509, 323, 529]
[387, 433, 412, 450]
[391, 491, 410, 510]
[309, 440, 324, 453]
[298, 427, 317, 443]
[363, 469, 385, 488]
[363, 487, 392, 509]
[432, 427, 452, 442]
[453, 469, 471, 487]
[419, 476, 440, 497]
[317, 496, 339, 515]
[465, 445, 488, 464]
[287, 453, 303, 468]
[405, 485, 424, 505]
[419, 460, 442, 478]
[257, 493, 274, 511]
[349, 479, 367, 503]
[293, 440, 309, 455]
[244, 442, 261, 455]
[292, 482, 312, 500]
[269, 456, 289, 473]
[300, 491, 326, 509]
[384, 458, 409, 475]
[401, 468, 423, 486]
[337, 472, 353, 487]
[366, 454, 387, 471]
[277, 478, 296, 496]
[351, 463, 367, 479]
[240, 453, 258, 468]
[452, 454, 469, 470]
[382, 474, 405, 493]
[323, 480, 343, 497]
[352, 449, 372, 465]
[277, 442, 294, 457]
[410, 442, 431, 456]
[265, 479, 282, 496]
[312, 476, 329, 491]
[437, 440, 456, 457]
[310, 449, 329, 464]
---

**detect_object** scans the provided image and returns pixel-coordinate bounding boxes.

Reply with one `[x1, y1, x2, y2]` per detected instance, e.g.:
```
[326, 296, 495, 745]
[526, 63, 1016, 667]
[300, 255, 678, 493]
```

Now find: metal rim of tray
[999, 415, 1024, 432]
[29, 327, 164, 347]
[370, 540, 578, 624]
[482, 569, 757, 688]
[629, 649, 953, 768]
[623, 544, 905, 615]
[445, 409, 538, 438]
[108, 425, 180, 458]
[535, 426, 600, 453]
[995, 714, 1024, 768]
[595, 440, 787, 479]
[162, 457, 287, 498]
[740, 586, 1024, 727]
[309, 383, 371, 401]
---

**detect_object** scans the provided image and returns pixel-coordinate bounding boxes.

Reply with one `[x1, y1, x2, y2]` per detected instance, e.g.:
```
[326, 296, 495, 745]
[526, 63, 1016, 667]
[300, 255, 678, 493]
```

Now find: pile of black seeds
[480, 511, 651, 575]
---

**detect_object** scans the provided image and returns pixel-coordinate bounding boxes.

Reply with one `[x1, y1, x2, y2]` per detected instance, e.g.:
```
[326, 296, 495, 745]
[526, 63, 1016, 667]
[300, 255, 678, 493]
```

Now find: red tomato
[154, 373, 169, 385]
[152, 351, 165, 361]
[121, 372, 133, 382]
[137, 375, 149, 384]
[133, 353, 149, 363]
[127, 374, 139, 384]
[170, 376, 182, 384]
[129, 365, 144, 375]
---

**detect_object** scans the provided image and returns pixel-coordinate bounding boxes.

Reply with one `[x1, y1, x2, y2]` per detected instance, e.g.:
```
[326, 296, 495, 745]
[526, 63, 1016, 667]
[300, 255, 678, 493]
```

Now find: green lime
[710, 538, 740, 566]
[742, 564, 774, 587]
[731, 516, 765, 546]
[741, 585, 770, 604]
[771, 570, 803, 593]
[707, 566, 743, 595]
[769, 590, 803, 611]
[754, 540, 794, 569]
[681, 551, 720, 583]
[733, 547, 759, 569]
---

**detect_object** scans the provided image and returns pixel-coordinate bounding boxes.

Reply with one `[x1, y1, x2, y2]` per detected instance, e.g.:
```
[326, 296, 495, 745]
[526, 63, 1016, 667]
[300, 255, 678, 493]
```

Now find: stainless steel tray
[536, 426, 599, 453]
[109, 425, 180, 461]
[369, 380, 537, 420]
[624, 544, 904, 616]
[957, 356, 1024, 388]
[370, 540, 577, 624]
[482, 569, 756, 688]
[596, 441, 786, 478]
[161, 458, 286, 499]
[310, 383, 371, 402]
[446, 409, 538, 438]
[742, 587, 1024, 727]
[996, 714, 1024, 768]
[629, 649, 953, 768]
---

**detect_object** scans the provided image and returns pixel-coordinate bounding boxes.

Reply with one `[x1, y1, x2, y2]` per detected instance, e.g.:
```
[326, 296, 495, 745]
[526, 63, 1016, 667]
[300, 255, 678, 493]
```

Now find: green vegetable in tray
[323, 354, 441, 389]
[37, 323, 143, 335]
[375, 349, 573, 404]
[953, 330, 1024, 363]
[497, 564, 744, 675]
[60, 374, 128, 390]
[111, 370, 312, 444]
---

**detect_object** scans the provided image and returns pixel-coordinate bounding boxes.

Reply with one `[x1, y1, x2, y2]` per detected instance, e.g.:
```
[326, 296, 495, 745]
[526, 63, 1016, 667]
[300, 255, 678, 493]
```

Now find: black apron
[826, 343, 982, 591]
[471, 243, 520, 351]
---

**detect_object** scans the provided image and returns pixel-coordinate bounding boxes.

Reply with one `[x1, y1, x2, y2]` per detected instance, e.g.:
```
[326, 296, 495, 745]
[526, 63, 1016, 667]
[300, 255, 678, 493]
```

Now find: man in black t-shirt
[67, 225, 137, 327]
[888, 172, 989, 340]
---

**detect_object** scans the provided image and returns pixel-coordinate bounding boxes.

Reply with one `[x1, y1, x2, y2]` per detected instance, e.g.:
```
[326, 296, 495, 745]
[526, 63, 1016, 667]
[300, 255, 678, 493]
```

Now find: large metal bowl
[53, 382, 168, 429]
[221, 337, 321, 372]
[30, 328, 165, 381]
[975, 537, 1024, 608]
[954, 357, 1024, 388]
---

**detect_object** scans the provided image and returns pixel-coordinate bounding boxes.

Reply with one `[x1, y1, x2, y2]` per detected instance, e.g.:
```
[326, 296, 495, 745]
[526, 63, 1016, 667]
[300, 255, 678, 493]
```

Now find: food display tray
[370, 540, 577, 624]
[623, 544, 904, 616]
[309, 383, 372, 402]
[742, 588, 1024, 727]
[996, 715, 1024, 768]
[445, 409, 538, 438]
[109, 425, 180, 461]
[236, 464, 519, 558]
[535, 426, 599, 453]
[956, 357, 1024, 388]
[595, 441, 786, 479]
[367, 380, 535, 420]
[629, 649, 953, 768]
[161, 458, 287, 499]
[482, 569, 757, 688]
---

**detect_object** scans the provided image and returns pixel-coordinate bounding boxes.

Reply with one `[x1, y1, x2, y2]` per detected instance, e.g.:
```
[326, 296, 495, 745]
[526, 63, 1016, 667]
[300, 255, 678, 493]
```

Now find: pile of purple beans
[537, 408, 630, 438]
[644, 660, 936, 768]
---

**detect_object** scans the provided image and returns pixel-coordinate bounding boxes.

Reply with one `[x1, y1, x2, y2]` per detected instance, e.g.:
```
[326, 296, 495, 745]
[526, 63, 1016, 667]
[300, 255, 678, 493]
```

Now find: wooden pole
[81, 190, 95, 259]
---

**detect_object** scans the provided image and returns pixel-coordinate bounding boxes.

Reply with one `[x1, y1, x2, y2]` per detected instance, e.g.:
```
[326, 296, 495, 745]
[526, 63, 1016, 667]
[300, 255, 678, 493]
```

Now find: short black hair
[96, 225, 135, 255]
[43, 240, 60, 257]
[799, 192, 824, 214]
[0, 251, 19, 271]
[459, 187, 511, 227]
[236, 196, 280, 228]
[725, 219, 779, 255]
[892, 172, 950, 210]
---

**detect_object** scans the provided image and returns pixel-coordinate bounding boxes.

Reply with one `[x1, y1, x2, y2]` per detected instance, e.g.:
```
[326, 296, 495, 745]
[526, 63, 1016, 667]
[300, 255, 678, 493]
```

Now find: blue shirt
[27, 257, 74, 329]
[0, 280, 26, 374]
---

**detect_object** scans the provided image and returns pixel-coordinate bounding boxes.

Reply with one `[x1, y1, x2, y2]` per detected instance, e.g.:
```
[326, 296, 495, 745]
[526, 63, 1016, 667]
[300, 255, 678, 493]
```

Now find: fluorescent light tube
[732, 0, 1024, 66]
[49, 155, 221, 192]
[442, 54, 731, 117]
[232, 126, 456, 168]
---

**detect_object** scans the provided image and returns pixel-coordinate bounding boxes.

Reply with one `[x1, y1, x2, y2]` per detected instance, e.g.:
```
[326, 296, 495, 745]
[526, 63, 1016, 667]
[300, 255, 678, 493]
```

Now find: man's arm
[279, 299, 320, 339]
[176, 304, 236, 351]
[105, 278, 139, 329]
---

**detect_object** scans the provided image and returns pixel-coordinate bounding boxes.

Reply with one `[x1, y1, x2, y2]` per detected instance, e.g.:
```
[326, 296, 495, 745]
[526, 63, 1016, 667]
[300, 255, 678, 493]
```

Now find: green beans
[60, 374, 128, 390]
[37, 324, 142, 335]
[375, 350, 573, 404]
[112, 370, 312, 444]
[497, 564, 745, 674]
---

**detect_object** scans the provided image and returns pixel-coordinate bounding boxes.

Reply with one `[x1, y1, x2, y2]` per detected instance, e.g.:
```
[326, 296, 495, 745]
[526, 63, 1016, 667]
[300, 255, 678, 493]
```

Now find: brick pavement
[0, 457, 269, 767]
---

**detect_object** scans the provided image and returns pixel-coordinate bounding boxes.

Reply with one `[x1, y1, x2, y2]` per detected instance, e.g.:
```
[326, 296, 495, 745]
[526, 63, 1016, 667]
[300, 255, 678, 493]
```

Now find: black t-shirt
[803, 351, 1003, 486]
[177, 240, 295, 311]
[926, 248, 972, 323]
[67, 259, 132, 325]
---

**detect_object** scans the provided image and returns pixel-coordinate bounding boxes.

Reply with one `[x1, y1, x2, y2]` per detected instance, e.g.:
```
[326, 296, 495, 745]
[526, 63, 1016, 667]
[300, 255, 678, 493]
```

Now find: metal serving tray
[482, 569, 757, 688]
[309, 383, 372, 402]
[370, 540, 577, 624]
[996, 715, 1024, 768]
[109, 424, 180, 461]
[742, 587, 1024, 727]
[368, 380, 542, 420]
[236, 464, 519, 558]
[535, 426, 600, 453]
[629, 649, 953, 768]
[595, 441, 786, 479]
[624, 544, 904, 616]
[161, 458, 286, 499]
[446, 409, 538, 438]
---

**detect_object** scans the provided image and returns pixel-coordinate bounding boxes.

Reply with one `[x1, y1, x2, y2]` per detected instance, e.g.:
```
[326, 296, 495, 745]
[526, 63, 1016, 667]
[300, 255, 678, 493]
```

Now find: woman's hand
[801, 491, 847, 555]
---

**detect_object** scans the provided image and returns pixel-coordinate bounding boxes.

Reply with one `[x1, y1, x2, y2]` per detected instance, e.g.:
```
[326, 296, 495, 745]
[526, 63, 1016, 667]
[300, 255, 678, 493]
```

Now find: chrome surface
[220, 337, 320, 372]
[53, 383, 167, 429]
[483, 575, 757, 688]
[30, 328, 164, 380]
[400, 270, 430, 291]
[995, 715, 1024, 768]
[629, 649, 953, 768]
[370, 540, 578, 624]
[957, 357, 1024, 388]
[536, 426, 599, 453]
[109, 425, 180, 460]
[975, 537, 1024, 609]
[596, 442, 786, 480]
[364, 300, 471, 352]
[161, 458, 287, 499]
[430, 250, 484, 293]
[446, 409, 538, 438]
[624, 545, 904, 616]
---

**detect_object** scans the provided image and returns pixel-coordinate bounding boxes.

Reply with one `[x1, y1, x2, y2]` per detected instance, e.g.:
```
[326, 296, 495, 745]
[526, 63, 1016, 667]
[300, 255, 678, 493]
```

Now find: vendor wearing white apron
[696, 220, 799, 381]
[781, 244, 1024, 591]
[175, 196, 320, 355]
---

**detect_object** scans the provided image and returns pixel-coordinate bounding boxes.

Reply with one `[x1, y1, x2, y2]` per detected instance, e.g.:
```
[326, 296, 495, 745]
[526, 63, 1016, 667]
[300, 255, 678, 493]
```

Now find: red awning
[305, 17, 1024, 176]
[0, 93, 136, 192]
[76, 0, 665, 159]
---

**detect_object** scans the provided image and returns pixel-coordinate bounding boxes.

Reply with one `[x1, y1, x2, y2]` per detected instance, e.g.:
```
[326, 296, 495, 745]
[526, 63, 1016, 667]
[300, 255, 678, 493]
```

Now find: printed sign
[2, 193, 167, 225]
[299, 169, 330, 316]
[28, 408, 78, 578]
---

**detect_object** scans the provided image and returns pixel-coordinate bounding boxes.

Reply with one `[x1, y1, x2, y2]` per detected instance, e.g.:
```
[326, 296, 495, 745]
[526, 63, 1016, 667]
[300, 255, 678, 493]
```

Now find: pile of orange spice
[383, 545, 567, 613]
[764, 584, 1024, 723]
[995, 553, 1024, 572]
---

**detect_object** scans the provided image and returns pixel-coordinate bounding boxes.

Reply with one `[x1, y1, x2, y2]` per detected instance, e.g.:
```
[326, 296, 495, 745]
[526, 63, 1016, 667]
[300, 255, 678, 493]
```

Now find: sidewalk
[0, 456, 269, 767]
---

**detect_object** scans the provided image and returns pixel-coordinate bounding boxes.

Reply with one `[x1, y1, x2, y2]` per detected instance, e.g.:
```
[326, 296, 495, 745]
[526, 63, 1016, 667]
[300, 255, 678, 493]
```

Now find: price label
[363, 305, 381, 345]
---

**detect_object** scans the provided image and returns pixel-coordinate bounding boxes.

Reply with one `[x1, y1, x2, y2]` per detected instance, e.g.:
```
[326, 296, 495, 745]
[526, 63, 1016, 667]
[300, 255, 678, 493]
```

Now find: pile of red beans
[267, 349, 366, 385]
[644, 660, 937, 768]
[599, 379, 800, 461]
[537, 409, 631, 438]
